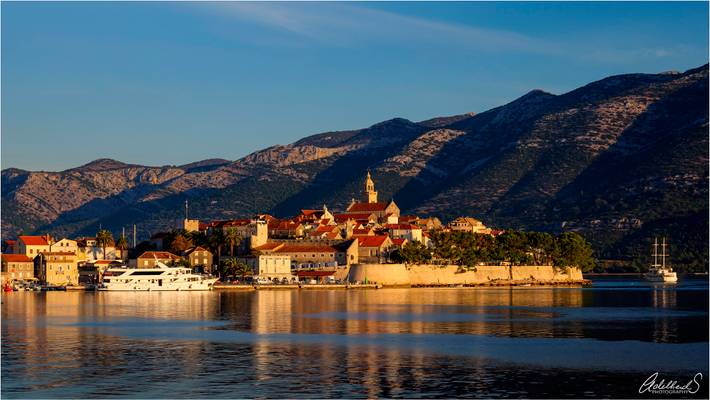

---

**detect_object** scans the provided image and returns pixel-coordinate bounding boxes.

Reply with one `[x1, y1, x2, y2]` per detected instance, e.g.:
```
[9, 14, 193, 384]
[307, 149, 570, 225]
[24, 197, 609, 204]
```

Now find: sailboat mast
[653, 237, 658, 267]
[662, 237, 666, 268]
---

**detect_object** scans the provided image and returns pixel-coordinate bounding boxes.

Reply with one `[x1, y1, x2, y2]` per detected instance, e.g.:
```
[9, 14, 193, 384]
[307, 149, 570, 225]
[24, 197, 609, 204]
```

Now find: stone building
[36, 252, 79, 286]
[183, 246, 213, 269]
[1, 254, 35, 283]
[18, 235, 52, 257]
[448, 217, 491, 234]
[346, 171, 400, 223]
[133, 251, 181, 269]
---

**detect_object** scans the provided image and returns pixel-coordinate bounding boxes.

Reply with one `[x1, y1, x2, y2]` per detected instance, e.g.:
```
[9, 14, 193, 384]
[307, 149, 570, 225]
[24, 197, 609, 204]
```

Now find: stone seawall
[347, 263, 584, 286]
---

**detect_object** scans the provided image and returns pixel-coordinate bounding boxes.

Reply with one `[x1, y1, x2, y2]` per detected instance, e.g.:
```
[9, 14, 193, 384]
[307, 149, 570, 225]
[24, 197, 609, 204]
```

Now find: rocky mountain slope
[3, 65, 707, 270]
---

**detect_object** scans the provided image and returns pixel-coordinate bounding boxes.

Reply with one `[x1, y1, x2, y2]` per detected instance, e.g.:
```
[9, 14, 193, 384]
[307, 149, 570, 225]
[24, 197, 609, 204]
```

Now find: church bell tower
[364, 170, 378, 203]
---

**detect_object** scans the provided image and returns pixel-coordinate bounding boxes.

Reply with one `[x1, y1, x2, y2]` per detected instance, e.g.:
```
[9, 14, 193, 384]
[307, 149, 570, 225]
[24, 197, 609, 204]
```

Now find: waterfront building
[253, 239, 358, 268]
[18, 235, 52, 257]
[1, 254, 35, 283]
[183, 246, 213, 270]
[36, 251, 79, 286]
[239, 254, 292, 281]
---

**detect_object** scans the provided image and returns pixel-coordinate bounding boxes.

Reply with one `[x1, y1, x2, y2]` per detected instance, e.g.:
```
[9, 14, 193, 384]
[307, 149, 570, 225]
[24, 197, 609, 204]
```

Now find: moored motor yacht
[99, 260, 218, 291]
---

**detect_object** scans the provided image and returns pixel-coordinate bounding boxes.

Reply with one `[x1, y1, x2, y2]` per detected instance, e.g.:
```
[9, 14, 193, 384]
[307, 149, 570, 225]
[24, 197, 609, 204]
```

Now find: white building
[240, 255, 293, 281]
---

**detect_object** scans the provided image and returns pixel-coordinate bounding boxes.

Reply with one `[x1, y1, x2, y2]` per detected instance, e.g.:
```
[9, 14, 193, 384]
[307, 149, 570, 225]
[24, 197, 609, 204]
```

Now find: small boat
[99, 260, 218, 291]
[644, 237, 678, 284]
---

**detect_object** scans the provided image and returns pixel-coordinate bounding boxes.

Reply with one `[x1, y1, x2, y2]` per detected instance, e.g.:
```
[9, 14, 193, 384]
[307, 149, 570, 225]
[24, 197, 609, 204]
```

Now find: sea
[2, 276, 708, 398]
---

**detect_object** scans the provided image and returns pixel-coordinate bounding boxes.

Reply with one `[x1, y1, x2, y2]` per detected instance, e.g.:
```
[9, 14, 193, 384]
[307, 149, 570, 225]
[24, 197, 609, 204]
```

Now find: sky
[2, 2, 708, 171]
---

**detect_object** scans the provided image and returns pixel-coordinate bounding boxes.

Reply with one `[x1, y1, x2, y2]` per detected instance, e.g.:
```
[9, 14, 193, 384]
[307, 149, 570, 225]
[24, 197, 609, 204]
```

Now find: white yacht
[99, 261, 218, 291]
[644, 237, 678, 284]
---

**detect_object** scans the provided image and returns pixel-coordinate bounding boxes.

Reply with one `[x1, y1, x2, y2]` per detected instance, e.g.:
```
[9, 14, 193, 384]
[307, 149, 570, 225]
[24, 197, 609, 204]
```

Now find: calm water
[2, 277, 708, 398]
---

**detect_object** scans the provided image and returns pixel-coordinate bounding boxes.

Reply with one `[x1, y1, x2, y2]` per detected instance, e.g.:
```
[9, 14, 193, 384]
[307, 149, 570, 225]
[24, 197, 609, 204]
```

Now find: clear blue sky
[2, 2, 708, 171]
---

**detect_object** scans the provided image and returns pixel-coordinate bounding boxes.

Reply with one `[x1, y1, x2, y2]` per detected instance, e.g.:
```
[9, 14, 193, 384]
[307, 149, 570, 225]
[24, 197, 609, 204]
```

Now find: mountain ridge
[3, 64, 707, 270]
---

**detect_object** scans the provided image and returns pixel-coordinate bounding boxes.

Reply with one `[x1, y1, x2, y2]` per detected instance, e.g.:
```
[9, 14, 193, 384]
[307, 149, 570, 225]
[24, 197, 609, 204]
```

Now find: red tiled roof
[391, 238, 407, 246]
[334, 213, 374, 223]
[43, 252, 76, 256]
[2, 254, 33, 263]
[324, 232, 341, 240]
[4, 240, 16, 245]
[358, 236, 390, 248]
[300, 209, 320, 216]
[347, 202, 388, 212]
[184, 246, 210, 255]
[384, 224, 421, 230]
[275, 245, 337, 253]
[314, 225, 337, 233]
[253, 242, 283, 251]
[19, 236, 49, 246]
[138, 251, 180, 260]
[222, 219, 251, 227]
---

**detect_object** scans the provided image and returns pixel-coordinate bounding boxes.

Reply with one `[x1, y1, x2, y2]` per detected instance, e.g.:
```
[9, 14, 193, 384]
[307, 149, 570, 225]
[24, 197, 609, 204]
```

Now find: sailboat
[644, 237, 678, 283]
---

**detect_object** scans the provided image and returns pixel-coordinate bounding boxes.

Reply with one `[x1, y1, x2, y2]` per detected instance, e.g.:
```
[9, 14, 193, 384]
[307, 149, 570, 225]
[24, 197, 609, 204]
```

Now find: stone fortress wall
[347, 263, 584, 286]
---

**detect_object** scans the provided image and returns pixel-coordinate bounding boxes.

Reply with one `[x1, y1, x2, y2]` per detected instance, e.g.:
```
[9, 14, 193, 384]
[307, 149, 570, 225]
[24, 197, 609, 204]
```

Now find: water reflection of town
[2, 287, 704, 396]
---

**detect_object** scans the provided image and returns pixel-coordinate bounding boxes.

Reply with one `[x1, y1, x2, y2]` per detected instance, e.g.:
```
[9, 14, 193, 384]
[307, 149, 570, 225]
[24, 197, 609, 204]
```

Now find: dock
[213, 283, 382, 290]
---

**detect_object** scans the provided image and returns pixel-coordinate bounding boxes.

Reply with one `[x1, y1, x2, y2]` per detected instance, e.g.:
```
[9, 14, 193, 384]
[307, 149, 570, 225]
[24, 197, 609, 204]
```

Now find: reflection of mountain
[3, 66, 708, 270]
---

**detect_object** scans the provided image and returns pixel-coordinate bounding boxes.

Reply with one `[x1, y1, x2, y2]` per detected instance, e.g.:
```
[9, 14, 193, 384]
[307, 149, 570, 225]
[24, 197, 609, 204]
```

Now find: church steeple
[364, 170, 378, 203]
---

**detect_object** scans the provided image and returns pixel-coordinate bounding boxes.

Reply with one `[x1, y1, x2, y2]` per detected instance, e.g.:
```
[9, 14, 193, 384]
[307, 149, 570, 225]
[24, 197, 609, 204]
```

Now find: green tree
[115, 234, 129, 261]
[209, 229, 225, 263]
[555, 232, 595, 272]
[391, 241, 432, 264]
[526, 231, 557, 265]
[96, 229, 114, 260]
[496, 230, 533, 265]
[220, 257, 252, 281]
[224, 227, 242, 257]
[169, 233, 193, 254]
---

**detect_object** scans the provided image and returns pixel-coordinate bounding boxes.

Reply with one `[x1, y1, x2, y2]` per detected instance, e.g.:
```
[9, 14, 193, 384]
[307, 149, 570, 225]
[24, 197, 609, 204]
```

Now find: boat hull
[99, 278, 219, 291]
[643, 272, 678, 283]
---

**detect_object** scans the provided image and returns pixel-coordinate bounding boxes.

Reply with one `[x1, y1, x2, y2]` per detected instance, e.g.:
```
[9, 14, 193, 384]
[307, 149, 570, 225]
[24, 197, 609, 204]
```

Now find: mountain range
[3, 65, 708, 270]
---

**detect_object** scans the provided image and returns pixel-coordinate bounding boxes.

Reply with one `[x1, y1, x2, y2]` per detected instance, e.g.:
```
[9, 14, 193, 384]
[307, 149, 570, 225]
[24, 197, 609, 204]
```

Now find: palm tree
[224, 228, 241, 257]
[220, 257, 238, 280]
[209, 229, 225, 263]
[234, 259, 252, 281]
[96, 229, 114, 260]
[115, 234, 129, 261]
